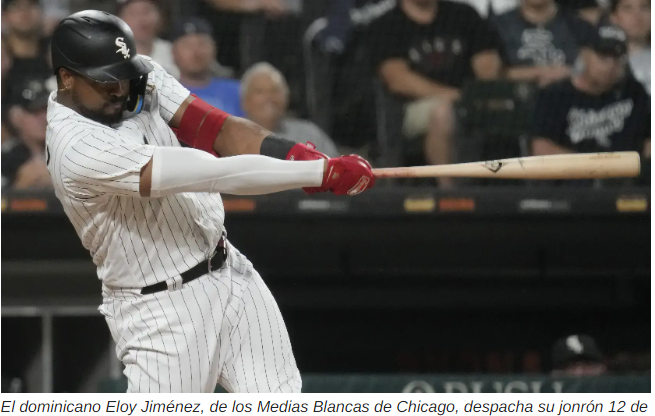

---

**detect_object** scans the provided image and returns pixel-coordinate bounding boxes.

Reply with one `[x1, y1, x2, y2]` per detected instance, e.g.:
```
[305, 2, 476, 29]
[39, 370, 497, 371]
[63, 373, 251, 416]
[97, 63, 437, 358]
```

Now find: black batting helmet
[51, 10, 153, 113]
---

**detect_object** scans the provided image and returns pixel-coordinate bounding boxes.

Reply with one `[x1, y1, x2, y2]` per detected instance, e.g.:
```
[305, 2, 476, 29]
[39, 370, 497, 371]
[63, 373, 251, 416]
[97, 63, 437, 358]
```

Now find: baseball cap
[2, 0, 41, 11]
[171, 17, 213, 42]
[590, 25, 628, 58]
[552, 334, 603, 369]
[10, 77, 52, 112]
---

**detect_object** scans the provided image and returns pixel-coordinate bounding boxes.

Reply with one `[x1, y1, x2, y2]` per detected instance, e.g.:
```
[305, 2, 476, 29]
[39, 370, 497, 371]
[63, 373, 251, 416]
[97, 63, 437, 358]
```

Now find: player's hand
[316, 154, 375, 196]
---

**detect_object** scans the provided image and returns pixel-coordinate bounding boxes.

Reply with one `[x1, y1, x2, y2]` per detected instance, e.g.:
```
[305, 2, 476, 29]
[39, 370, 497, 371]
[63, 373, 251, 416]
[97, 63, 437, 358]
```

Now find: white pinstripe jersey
[46, 56, 226, 288]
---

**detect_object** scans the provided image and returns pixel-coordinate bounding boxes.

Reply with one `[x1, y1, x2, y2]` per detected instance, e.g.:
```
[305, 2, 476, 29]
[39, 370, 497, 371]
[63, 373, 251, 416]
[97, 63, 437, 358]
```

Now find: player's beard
[71, 90, 127, 126]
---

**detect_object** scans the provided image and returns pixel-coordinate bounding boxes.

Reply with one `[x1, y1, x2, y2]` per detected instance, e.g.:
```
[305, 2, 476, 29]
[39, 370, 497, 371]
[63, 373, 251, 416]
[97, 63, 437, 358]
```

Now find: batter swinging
[46, 11, 375, 393]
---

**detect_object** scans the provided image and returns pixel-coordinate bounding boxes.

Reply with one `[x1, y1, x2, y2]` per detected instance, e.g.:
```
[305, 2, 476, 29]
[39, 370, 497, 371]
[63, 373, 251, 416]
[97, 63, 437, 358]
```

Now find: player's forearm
[213, 116, 271, 157]
[171, 95, 273, 157]
[140, 147, 324, 198]
[171, 95, 325, 160]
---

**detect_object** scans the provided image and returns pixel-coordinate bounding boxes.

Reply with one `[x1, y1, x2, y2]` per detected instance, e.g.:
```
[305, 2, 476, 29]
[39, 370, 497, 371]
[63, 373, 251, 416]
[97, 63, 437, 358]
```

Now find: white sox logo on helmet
[115, 37, 130, 59]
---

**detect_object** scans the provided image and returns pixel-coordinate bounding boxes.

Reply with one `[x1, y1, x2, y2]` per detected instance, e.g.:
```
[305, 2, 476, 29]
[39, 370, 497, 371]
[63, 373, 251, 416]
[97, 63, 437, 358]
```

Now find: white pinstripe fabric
[47, 56, 301, 392]
[46, 56, 225, 287]
[100, 246, 301, 393]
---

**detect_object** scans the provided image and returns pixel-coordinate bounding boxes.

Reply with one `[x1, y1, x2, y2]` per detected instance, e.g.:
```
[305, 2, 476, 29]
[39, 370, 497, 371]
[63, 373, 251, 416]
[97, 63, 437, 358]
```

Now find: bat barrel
[372, 152, 641, 180]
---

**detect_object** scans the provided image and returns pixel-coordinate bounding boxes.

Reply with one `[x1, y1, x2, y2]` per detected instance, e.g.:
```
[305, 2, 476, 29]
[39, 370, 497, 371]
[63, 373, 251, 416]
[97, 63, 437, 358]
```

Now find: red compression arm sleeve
[175, 94, 230, 157]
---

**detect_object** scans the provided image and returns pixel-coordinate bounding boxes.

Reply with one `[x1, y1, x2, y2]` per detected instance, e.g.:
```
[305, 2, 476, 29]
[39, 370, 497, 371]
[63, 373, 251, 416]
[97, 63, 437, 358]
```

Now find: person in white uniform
[46, 10, 375, 393]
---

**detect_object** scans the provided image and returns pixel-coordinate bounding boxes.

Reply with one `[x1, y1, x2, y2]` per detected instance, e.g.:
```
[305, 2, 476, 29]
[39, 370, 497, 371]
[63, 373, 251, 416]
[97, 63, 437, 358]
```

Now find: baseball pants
[99, 246, 301, 393]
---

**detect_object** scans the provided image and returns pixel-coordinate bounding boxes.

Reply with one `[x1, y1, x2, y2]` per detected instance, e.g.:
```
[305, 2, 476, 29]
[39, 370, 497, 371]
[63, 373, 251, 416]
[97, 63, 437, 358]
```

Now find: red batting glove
[286, 142, 330, 194]
[285, 143, 375, 195]
[320, 155, 375, 196]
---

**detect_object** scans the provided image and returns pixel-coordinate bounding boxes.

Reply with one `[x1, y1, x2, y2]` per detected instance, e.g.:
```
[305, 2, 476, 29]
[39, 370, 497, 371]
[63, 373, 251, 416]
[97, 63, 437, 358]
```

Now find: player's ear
[58, 68, 75, 91]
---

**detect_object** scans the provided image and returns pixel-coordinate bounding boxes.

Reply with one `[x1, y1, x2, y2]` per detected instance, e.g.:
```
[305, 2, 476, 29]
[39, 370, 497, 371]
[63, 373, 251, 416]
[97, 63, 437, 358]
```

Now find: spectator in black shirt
[531, 26, 650, 160]
[1, 77, 52, 190]
[368, 0, 502, 187]
[493, 0, 596, 86]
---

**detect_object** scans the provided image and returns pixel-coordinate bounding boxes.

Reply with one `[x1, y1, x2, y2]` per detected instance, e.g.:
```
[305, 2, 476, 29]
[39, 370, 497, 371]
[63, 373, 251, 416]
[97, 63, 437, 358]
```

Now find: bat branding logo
[483, 160, 504, 173]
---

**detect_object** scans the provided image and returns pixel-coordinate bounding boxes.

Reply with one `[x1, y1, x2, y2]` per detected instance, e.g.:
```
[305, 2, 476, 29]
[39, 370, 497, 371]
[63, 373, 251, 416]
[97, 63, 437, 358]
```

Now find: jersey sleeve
[59, 132, 155, 197]
[143, 56, 191, 123]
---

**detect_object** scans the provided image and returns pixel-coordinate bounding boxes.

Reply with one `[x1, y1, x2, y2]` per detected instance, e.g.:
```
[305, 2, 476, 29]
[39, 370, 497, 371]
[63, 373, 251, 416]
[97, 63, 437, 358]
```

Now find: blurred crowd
[1, 0, 651, 190]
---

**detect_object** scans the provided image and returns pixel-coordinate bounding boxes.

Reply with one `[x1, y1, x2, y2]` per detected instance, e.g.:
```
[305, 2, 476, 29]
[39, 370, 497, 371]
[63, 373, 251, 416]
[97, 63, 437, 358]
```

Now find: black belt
[141, 239, 227, 295]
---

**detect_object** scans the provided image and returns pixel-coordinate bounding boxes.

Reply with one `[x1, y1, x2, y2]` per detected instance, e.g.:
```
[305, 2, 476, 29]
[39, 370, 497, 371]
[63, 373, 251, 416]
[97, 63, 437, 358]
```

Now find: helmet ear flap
[126, 75, 147, 114]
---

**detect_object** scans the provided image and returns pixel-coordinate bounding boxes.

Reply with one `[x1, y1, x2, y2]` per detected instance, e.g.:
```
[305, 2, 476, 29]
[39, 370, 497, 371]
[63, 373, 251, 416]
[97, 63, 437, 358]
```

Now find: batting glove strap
[286, 142, 329, 162]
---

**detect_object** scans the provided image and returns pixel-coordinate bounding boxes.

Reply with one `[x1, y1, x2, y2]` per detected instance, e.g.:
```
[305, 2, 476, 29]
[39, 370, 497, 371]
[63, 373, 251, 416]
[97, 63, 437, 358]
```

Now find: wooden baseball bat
[372, 151, 641, 180]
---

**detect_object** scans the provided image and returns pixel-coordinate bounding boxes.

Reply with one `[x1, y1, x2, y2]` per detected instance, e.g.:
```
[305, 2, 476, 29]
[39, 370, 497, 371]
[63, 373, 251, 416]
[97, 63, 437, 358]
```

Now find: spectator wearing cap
[2, 0, 52, 88]
[241, 62, 339, 157]
[118, 0, 180, 79]
[551, 334, 607, 376]
[172, 17, 244, 117]
[531, 26, 650, 161]
[2, 77, 52, 190]
[609, 0, 650, 94]
[492, 0, 596, 87]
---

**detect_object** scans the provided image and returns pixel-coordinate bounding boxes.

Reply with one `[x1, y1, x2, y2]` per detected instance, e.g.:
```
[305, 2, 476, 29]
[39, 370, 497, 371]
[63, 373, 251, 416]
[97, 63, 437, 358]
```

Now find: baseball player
[46, 10, 375, 393]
